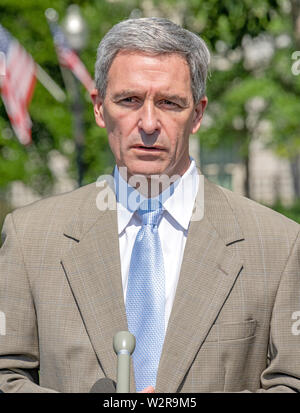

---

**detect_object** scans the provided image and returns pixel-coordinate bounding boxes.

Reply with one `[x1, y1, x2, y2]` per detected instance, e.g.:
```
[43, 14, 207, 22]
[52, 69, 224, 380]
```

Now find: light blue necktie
[126, 199, 165, 391]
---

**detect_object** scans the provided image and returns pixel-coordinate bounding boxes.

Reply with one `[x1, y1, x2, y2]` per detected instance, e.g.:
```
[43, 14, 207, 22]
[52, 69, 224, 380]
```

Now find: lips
[131, 145, 166, 151]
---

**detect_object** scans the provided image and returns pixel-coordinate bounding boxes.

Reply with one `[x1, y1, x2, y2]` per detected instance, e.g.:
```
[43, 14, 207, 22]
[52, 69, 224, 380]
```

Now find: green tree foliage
[0, 0, 138, 195]
[183, 0, 300, 195]
[0, 0, 299, 201]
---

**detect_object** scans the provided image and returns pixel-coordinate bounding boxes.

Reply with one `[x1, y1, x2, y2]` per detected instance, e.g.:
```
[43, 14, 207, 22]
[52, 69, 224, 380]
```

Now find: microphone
[113, 331, 136, 393]
[89, 377, 116, 393]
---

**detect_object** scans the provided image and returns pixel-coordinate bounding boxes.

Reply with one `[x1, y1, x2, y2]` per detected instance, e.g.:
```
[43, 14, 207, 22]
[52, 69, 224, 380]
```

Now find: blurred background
[1, 0, 300, 235]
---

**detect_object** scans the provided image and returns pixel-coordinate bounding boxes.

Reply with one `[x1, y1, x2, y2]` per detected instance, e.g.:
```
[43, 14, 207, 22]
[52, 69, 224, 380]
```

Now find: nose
[138, 101, 160, 135]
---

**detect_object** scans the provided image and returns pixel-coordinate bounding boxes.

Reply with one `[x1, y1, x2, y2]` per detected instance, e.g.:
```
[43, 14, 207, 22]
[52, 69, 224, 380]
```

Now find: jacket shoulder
[9, 182, 101, 229]
[219, 185, 300, 237]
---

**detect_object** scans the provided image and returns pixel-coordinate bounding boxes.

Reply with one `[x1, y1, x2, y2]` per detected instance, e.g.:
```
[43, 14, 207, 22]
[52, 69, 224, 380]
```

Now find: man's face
[92, 51, 207, 178]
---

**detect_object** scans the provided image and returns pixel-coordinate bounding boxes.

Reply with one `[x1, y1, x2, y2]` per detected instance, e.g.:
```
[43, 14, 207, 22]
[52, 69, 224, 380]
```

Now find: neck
[117, 159, 192, 198]
[118, 169, 184, 198]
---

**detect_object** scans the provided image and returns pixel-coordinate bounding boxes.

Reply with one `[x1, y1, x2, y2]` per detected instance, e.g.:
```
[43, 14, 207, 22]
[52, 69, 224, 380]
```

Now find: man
[0, 17, 300, 393]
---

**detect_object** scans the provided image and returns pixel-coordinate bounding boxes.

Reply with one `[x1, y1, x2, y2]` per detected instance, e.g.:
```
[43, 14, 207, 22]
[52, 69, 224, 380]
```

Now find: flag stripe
[0, 24, 36, 144]
[48, 20, 95, 93]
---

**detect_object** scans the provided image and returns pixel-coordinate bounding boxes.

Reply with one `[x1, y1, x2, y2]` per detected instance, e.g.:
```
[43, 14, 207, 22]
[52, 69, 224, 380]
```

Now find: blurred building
[200, 138, 296, 206]
[7, 151, 76, 209]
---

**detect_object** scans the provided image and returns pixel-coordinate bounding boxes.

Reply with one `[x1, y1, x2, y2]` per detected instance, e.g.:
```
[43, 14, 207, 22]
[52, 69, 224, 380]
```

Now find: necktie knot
[138, 200, 163, 227]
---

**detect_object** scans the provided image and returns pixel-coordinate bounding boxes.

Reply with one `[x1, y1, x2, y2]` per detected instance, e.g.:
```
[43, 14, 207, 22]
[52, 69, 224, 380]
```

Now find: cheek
[106, 109, 137, 139]
[103, 107, 118, 132]
[165, 116, 192, 148]
[107, 133, 119, 159]
[107, 126, 124, 158]
[107, 128, 129, 161]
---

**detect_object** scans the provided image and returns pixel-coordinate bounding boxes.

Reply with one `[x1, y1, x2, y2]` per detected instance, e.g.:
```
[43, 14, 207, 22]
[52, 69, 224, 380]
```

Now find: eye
[119, 96, 139, 105]
[123, 97, 134, 103]
[160, 99, 178, 108]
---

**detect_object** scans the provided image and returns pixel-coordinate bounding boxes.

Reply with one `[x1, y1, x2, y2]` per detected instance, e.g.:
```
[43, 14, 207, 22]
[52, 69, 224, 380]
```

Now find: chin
[127, 166, 166, 178]
[124, 160, 167, 177]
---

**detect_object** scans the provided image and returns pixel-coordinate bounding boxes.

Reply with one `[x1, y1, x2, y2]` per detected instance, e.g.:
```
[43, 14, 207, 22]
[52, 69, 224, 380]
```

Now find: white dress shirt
[114, 159, 199, 331]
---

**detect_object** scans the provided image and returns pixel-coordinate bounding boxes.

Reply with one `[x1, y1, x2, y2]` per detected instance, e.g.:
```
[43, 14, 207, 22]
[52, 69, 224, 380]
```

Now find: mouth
[131, 145, 166, 152]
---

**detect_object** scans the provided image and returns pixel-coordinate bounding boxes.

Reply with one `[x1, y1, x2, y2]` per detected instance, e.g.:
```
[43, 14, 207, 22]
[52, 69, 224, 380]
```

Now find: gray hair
[95, 17, 210, 103]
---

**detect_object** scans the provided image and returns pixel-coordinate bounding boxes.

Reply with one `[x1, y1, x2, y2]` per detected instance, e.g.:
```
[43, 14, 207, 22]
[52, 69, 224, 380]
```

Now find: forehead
[106, 51, 192, 96]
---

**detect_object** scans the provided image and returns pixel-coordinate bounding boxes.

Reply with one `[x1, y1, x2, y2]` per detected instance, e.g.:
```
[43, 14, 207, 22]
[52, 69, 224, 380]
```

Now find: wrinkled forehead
[106, 50, 192, 97]
[109, 49, 190, 74]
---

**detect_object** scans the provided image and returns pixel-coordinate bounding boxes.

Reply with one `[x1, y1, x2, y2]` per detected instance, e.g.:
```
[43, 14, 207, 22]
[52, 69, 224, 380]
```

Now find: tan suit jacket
[0, 175, 300, 393]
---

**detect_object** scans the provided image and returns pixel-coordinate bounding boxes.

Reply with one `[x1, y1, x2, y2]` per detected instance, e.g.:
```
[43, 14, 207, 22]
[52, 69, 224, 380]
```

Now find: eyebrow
[111, 90, 137, 101]
[111, 90, 190, 107]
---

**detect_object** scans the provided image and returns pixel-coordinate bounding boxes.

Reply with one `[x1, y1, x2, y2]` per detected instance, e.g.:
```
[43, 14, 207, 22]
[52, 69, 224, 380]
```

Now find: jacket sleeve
[0, 213, 58, 393]
[257, 228, 300, 392]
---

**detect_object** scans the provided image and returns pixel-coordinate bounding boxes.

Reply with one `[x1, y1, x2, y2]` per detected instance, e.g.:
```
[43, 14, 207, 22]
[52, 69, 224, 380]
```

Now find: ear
[191, 96, 208, 134]
[90, 88, 106, 128]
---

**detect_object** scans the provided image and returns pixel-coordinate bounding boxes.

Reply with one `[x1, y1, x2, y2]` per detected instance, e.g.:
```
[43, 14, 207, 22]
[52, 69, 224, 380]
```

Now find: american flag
[48, 20, 95, 93]
[0, 24, 36, 145]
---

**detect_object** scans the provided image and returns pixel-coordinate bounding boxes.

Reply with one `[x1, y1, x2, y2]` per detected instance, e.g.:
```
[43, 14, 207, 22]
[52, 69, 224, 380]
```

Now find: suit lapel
[156, 176, 244, 392]
[61, 181, 135, 391]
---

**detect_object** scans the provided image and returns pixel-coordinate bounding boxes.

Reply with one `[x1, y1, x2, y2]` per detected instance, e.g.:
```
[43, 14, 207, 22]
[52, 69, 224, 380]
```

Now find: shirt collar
[114, 158, 199, 234]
